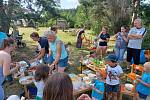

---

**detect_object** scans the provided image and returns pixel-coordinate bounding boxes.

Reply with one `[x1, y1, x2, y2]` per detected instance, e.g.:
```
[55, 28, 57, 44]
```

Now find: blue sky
[60, 0, 79, 9]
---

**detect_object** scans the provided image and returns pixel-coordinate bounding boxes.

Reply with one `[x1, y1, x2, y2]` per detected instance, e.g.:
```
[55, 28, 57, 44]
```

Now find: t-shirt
[128, 27, 147, 49]
[106, 65, 123, 85]
[0, 32, 8, 49]
[115, 32, 128, 49]
[136, 72, 150, 95]
[49, 38, 68, 60]
[98, 33, 110, 46]
[38, 37, 49, 54]
[34, 80, 45, 98]
[92, 79, 104, 100]
[0, 32, 8, 40]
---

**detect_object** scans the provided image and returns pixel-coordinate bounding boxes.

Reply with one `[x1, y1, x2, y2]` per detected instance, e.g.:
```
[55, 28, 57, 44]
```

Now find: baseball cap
[105, 54, 118, 62]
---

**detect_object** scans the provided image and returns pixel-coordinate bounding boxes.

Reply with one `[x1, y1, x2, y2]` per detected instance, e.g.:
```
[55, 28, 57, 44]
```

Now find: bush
[47, 19, 56, 27]
[142, 29, 150, 49]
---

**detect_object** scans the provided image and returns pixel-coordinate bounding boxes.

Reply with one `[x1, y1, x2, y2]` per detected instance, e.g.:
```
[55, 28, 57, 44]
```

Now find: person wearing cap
[127, 19, 147, 69]
[30, 32, 49, 64]
[105, 54, 123, 100]
[45, 31, 68, 73]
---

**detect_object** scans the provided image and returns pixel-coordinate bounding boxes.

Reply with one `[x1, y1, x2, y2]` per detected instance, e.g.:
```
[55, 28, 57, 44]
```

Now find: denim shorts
[138, 92, 148, 100]
[106, 84, 119, 93]
[50, 57, 68, 67]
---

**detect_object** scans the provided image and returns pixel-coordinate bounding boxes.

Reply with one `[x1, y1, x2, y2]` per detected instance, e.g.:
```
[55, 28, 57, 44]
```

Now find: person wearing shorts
[105, 54, 123, 100]
[96, 26, 110, 58]
[136, 62, 150, 100]
[127, 19, 147, 69]
[45, 31, 68, 73]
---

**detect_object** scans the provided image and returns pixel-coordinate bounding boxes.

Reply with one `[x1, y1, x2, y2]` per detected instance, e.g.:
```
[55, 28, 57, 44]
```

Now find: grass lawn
[4, 27, 137, 100]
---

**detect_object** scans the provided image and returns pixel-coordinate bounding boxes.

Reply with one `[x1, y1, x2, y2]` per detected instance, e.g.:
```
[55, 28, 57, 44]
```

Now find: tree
[59, 9, 77, 28]
[0, 0, 59, 33]
[75, 0, 91, 28]
[131, 0, 140, 25]
[76, 0, 132, 34]
[0, 0, 22, 33]
[105, 0, 131, 33]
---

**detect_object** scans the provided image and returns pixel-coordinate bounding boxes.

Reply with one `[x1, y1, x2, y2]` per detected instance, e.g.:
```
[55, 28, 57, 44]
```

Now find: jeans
[115, 48, 126, 61]
[0, 86, 4, 100]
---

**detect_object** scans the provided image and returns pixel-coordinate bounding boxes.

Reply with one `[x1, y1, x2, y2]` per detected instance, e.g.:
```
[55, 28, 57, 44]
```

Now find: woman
[45, 31, 68, 72]
[76, 28, 85, 48]
[43, 72, 73, 100]
[0, 38, 20, 100]
[96, 26, 110, 58]
[115, 26, 128, 62]
[30, 32, 49, 64]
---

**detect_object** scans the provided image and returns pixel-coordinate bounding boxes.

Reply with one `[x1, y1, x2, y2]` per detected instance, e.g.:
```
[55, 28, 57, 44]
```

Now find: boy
[105, 54, 123, 100]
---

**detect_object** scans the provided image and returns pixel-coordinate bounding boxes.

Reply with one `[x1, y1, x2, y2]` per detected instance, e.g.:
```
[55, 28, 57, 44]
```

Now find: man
[30, 32, 49, 64]
[127, 19, 147, 69]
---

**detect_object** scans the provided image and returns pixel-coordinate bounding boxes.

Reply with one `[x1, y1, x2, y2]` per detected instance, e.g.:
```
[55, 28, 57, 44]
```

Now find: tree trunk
[131, 0, 140, 26]
[0, 0, 15, 33]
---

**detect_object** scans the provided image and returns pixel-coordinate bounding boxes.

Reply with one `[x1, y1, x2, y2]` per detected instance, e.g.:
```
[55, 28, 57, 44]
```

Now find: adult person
[30, 32, 49, 64]
[50, 26, 57, 34]
[115, 26, 128, 63]
[76, 27, 85, 48]
[0, 38, 20, 100]
[96, 26, 110, 58]
[45, 31, 68, 73]
[127, 18, 147, 69]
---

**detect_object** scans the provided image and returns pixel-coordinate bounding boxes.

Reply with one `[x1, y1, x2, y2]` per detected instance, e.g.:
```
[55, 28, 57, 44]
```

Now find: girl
[43, 72, 73, 100]
[0, 38, 20, 100]
[136, 62, 150, 100]
[34, 64, 49, 100]
[96, 26, 110, 58]
[115, 26, 128, 62]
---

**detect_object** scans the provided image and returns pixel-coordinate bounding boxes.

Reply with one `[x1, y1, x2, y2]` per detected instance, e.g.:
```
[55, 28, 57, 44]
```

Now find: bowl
[18, 61, 28, 67]
[125, 83, 134, 91]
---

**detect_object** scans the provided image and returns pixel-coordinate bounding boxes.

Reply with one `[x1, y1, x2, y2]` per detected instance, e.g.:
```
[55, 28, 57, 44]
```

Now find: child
[96, 26, 110, 58]
[136, 62, 150, 100]
[34, 64, 49, 100]
[43, 72, 73, 100]
[105, 54, 123, 100]
[91, 71, 105, 100]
